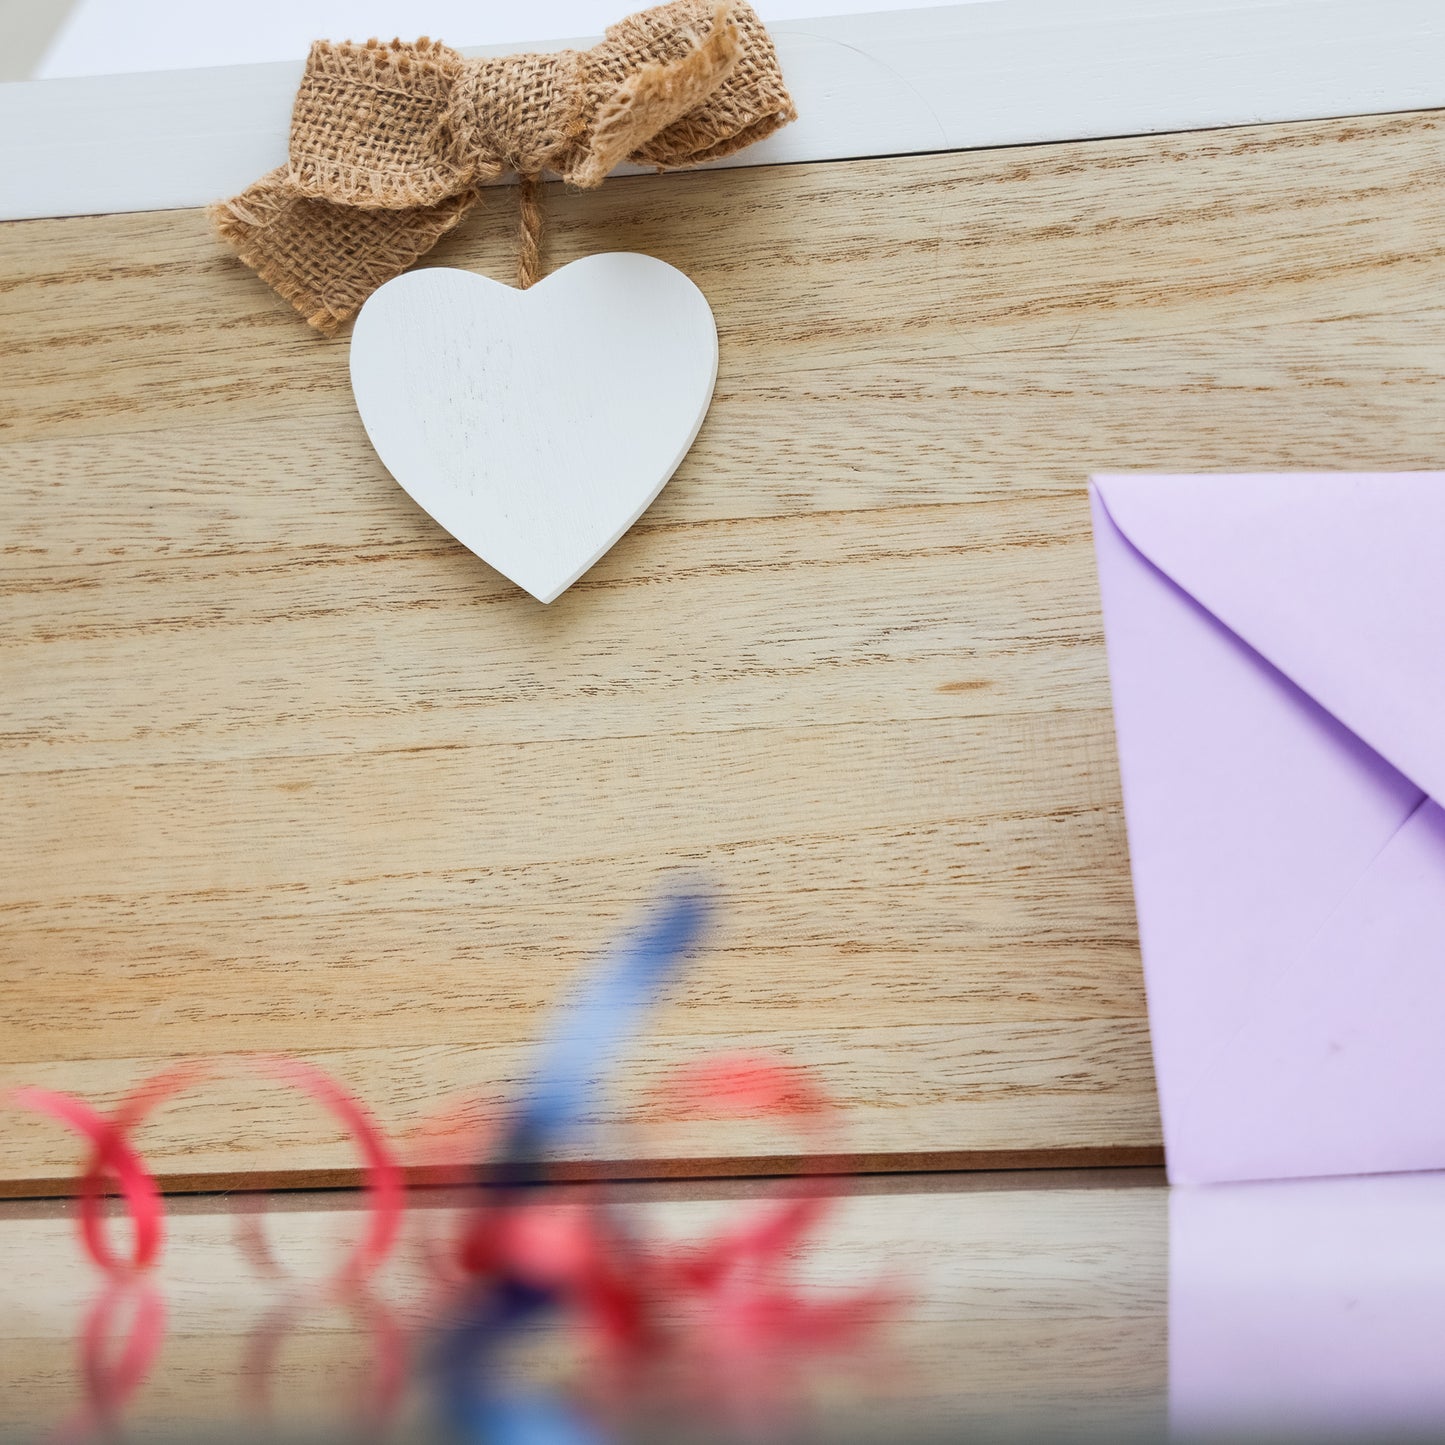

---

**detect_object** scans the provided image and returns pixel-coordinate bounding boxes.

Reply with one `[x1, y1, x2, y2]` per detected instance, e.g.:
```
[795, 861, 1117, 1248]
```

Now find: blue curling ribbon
[437, 1280, 603, 1445]
[437, 891, 710, 1442]
[496, 890, 711, 1179]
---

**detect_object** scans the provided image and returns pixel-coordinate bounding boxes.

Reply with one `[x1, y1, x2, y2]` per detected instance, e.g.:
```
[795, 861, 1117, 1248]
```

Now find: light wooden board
[5, 108, 1445, 1193]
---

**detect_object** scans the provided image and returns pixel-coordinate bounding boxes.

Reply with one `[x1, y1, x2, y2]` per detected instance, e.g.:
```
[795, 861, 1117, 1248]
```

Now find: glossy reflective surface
[6, 1168, 1445, 1443]
[1, 1171, 1166, 1443]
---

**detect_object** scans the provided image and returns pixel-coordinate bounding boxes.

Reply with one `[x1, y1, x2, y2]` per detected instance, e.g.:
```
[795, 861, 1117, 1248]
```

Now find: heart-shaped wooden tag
[350, 254, 718, 603]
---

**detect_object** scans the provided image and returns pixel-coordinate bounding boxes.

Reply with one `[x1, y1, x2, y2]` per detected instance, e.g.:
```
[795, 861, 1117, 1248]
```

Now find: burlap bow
[211, 0, 795, 334]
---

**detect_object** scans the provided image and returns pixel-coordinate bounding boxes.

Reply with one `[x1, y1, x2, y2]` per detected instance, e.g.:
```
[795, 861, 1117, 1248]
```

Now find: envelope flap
[1093, 472, 1445, 808]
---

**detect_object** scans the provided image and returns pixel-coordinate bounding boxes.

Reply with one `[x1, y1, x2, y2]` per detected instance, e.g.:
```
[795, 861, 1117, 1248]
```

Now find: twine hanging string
[517, 173, 545, 291]
[211, 0, 796, 331]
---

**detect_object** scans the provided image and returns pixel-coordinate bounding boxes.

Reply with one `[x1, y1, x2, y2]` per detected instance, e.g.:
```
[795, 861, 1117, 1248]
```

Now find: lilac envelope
[1090, 472, 1445, 1186]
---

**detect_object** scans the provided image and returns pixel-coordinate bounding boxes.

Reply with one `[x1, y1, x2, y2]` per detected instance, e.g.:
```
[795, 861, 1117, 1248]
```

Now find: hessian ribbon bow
[210, 0, 796, 333]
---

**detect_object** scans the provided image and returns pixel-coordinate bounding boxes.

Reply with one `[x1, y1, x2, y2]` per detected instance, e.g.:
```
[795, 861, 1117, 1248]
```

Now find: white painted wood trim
[3, 0, 1444, 221]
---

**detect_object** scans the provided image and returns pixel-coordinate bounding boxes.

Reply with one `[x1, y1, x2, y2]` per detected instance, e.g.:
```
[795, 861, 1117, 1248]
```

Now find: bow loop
[288, 38, 477, 209]
[567, 1, 744, 188]
[211, 0, 795, 334]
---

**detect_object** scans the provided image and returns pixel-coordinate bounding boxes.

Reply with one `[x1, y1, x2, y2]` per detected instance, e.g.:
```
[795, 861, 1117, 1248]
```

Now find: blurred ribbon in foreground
[434, 893, 897, 1443]
[211, 0, 796, 331]
[438, 892, 711, 1438]
[11, 1056, 403, 1282]
[501, 890, 712, 1175]
[10, 890, 898, 1442]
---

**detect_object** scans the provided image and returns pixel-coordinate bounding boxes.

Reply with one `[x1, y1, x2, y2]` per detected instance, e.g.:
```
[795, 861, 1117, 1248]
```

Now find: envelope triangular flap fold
[1091, 472, 1445, 1185]
[1095, 472, 1445, 808]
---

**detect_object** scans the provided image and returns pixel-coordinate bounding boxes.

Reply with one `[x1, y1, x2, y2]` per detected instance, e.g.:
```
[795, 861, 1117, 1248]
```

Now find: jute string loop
[210, 0, 795, 333]
[516, 174, 545, 292]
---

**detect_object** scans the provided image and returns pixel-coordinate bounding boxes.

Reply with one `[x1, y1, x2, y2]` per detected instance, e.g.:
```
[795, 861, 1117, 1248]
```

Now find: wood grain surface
[5, 108, 1444, 1193]
[0, 1171, 1170, 1437]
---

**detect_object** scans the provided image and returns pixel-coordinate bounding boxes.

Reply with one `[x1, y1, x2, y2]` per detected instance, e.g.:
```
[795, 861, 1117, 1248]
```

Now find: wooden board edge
[0, 1147, 1166, 1200]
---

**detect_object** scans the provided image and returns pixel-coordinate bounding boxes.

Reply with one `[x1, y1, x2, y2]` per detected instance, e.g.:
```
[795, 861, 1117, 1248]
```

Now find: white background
[37, 0, 987, 77]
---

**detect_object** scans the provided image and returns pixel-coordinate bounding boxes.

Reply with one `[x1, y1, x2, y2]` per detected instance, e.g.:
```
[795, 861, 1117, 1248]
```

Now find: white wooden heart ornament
[350, 254, 718, 603]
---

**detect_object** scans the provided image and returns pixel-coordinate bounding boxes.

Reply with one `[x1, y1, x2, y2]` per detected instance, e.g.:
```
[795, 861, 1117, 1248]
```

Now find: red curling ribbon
[246, 1056, 406, 1281]
[407, 1100, 500, 1190]
[79, 1063, 208, 1274]
[45, 1277, 169, 1445]
[228, 1067, 408, 1433]
[107, 1059, 213, 1131]
[79, 1278, 168, 1424]
[9, 1087, 165, 1274]
[661, 1054, 833, 1121]
[404, 1101, 506, 1288]
[242, 1286, 406, 1429]
[107, 1056, 403, 1282]
[432, 1052, 870, 1383]
[16, 1056, 404, 1282]
[649, 1054, 841, 1293]
[433, 1052, 858, 1354]
[18, 1038, 896, 1441]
